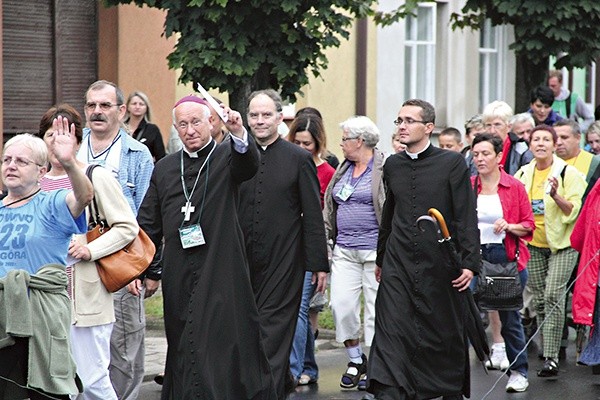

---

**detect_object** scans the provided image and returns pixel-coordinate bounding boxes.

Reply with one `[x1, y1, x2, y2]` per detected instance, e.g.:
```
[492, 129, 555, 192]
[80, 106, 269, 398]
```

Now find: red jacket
[571, 181, 600, 326]
[471, 169, 535, 271]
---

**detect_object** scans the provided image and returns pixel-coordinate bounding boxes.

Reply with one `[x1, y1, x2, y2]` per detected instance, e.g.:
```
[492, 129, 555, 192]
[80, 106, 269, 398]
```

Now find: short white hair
[339, 116, 380, 148]
[3, 133, 48, 166]
[482, 101, 514, 124]
[172, 102, 211, 124]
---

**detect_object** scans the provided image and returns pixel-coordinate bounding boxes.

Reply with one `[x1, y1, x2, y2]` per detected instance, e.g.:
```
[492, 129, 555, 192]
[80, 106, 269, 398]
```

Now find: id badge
[179, 224, 206, 249]
[336, 184, 355, 202]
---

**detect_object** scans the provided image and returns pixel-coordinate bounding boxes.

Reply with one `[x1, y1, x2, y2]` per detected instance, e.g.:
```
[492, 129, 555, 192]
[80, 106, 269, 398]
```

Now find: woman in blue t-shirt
[0, 127, 93, 399]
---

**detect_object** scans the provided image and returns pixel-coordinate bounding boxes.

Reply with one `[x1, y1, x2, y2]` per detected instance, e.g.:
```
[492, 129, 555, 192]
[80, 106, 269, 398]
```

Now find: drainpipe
[356, 18, 367, 116]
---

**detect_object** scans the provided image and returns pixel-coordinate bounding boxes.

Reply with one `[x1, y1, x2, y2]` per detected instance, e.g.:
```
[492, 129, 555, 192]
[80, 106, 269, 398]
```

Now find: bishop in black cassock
[368, 100, 480, 400]
[239, 90, 329, 398]
[138, 96, 276, 400]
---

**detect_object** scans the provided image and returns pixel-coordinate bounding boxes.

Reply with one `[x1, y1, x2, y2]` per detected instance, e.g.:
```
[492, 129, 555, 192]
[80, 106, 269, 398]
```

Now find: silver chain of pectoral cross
[179, 141, 216, 222]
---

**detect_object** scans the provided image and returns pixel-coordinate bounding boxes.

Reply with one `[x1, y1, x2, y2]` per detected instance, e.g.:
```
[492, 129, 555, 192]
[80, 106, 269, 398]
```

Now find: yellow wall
[111, 4, 177, 145]
[296, 24, 358, 160]
[106, 4, 373, 158]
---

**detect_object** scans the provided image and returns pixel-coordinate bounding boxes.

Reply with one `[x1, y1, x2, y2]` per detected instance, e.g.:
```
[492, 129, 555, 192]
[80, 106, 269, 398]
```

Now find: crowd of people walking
[2, 69, 600, 400]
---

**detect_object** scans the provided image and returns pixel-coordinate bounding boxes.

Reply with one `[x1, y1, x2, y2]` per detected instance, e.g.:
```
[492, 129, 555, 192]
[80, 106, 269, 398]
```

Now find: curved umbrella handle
[428, 208, 451, 240]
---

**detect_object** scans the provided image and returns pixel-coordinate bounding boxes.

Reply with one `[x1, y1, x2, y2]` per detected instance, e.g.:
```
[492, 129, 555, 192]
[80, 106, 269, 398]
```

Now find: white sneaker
[506, 371, 529, 392]
[485, 343, 510, 370]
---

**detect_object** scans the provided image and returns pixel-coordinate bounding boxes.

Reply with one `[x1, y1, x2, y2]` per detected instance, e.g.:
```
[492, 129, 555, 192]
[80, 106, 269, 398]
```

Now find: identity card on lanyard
[178, 141, 216, 248]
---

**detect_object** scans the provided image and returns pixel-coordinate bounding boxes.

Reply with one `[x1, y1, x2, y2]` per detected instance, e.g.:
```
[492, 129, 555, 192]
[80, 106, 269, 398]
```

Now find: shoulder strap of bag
[565, 94, 572, 118]
[85, 164, 101, 226]
[135, 125, 147, 141]
[475, 175, 521, 261]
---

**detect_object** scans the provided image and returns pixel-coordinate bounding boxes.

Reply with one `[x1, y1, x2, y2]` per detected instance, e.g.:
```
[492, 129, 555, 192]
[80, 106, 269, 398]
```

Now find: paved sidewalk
[143, 324, 339, 382]
[144, 330, 167, 382]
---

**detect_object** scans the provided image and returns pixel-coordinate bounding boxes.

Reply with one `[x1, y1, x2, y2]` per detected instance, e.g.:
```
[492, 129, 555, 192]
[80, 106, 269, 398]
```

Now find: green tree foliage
[451, 0, 600, 111]
[103, 0, 421, 114]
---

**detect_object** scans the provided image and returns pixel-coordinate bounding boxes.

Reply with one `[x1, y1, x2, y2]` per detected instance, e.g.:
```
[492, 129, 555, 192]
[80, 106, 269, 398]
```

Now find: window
[479, 19, 506, 109]
[3, 0, 97, 137]
[404, 3, 436, 103]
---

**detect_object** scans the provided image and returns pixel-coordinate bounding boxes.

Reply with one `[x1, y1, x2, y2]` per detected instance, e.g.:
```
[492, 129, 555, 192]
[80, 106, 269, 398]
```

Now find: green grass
[145, 291, 337, 331]
[144, 292, 164, 318]
[318, 306, 335, 330]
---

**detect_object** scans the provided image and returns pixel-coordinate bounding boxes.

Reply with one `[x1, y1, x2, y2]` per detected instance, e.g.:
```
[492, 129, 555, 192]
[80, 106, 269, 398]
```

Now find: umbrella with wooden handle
[417, 207, 490, 370]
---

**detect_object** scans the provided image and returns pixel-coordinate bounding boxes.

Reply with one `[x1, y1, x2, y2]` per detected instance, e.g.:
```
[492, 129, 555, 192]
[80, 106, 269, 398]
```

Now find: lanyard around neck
[88, 133, 120, 162]
[180, 141, 216, 223]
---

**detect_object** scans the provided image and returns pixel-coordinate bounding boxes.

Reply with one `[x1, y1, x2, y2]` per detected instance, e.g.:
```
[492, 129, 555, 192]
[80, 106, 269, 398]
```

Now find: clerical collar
[405, 141, 431, 160]
[258, 135, 279, 151]
[183, 138, 214, 158]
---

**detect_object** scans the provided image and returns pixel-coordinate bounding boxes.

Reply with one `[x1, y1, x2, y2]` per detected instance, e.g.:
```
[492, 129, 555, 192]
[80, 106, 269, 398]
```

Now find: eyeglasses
[176, 119, 204, 131]
[393, 118, 428, 126]
[341, 137, 360, 142]
[85, 102, 121, 112]
[2, 156, 42, 168]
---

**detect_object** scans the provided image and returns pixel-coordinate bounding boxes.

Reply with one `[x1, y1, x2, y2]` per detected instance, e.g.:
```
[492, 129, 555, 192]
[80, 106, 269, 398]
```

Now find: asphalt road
[139, 333, 600, 400]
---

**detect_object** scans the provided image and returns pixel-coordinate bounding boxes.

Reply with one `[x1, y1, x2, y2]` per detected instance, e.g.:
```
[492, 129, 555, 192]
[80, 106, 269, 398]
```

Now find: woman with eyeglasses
[0, 127, 93, 399]
[124, 91, 166, 162]
[323, 116, 384, 391]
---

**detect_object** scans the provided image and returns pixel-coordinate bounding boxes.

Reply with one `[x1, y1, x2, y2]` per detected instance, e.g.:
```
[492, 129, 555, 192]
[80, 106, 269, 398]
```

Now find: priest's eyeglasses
[393, 117, 428, 126]
[2, 156, 42, 168]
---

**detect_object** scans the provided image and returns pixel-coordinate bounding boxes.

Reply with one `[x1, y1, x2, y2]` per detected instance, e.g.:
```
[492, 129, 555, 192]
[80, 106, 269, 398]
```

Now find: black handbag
[476, 247, 523, 311]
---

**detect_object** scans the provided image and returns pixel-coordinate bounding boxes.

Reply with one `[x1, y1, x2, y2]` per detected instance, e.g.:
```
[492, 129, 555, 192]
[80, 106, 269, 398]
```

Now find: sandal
[357, 374, 367, 391]
[298, 374, 317, 386]
[537, 358, 559, 377]
[340, 354, 368, 389]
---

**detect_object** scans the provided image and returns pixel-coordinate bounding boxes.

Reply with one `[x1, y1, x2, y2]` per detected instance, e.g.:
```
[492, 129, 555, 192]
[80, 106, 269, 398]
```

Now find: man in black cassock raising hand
[239, 89, 329, 399]
[137, 96, 277, 400]
[367, 99, 480, 400]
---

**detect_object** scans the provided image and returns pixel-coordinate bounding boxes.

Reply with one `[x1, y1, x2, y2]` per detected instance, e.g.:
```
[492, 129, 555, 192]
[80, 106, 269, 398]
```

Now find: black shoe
[559, 346, 567, 361]
[538, 358, 559, 377]
[340, 354, 368, 389]
[523, 316, 537, 340]
[154, 372, 164, 385]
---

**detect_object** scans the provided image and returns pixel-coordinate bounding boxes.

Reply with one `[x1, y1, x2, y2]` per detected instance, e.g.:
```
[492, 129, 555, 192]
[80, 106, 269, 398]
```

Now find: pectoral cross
[181, 202, 195, 222]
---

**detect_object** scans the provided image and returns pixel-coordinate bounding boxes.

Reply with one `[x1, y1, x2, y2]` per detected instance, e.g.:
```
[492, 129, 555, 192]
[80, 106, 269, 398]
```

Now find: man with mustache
[76, 80, 155, 400]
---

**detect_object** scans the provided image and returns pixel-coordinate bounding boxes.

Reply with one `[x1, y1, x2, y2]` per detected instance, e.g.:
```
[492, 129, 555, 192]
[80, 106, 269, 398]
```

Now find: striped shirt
[333, 160, 379, 250]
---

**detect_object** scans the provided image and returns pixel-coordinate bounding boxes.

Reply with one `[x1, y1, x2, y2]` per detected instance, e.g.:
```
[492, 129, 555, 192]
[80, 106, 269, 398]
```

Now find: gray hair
[85, 80, 125, 105]
[554, 118, 581, 136]
[509, 112, 535, 127]
[339, 116, 380, 148]
[172, 101, 211, 124]
[482, 100, 513, 124]
[3, 133, 48, 167]
[465, 114, 484, 134]
[247, 89, 283, 112]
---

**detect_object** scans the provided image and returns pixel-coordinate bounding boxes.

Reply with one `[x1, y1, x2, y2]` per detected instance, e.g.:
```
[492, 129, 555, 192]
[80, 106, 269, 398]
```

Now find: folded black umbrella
[417, 208, 490, 369]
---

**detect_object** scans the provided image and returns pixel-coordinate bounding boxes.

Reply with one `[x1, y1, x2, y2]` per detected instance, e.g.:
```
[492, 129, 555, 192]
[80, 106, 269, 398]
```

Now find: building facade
[1, 1, 597, 158]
